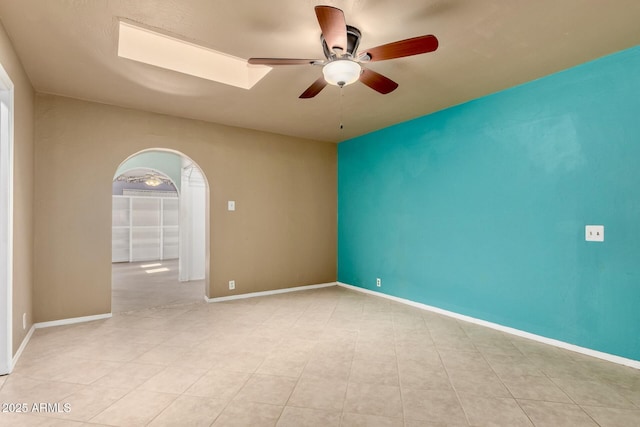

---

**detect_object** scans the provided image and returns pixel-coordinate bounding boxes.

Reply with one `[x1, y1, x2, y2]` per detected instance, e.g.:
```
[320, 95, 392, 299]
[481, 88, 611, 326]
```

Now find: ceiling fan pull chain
[339, 86, 344, 130]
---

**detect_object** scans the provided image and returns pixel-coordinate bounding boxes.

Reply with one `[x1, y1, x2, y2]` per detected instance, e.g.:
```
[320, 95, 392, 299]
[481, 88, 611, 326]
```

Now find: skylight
[117, 20, 271, 89]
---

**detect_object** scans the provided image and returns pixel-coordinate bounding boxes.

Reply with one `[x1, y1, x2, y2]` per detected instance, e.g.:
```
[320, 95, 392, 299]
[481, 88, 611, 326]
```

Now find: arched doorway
[111, 149, 209, 312]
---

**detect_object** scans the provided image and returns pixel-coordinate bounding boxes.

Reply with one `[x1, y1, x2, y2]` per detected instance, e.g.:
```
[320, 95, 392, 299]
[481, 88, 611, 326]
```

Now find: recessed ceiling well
[117, 20, 271, 89]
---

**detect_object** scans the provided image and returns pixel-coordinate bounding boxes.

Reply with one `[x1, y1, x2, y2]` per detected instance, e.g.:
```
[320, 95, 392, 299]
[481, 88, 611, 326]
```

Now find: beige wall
[34, 94, 336, 322]
[0, 23, 35, 355]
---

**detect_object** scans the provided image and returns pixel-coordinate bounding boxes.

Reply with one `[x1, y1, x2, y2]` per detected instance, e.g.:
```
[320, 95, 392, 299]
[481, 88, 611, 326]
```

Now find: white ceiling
[1, 0, 639, 142]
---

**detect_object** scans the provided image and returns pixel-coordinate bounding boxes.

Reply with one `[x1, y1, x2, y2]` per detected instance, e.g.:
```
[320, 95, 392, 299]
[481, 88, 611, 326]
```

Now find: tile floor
[112, 260, 204, 313]
[1, 286, 639, 426]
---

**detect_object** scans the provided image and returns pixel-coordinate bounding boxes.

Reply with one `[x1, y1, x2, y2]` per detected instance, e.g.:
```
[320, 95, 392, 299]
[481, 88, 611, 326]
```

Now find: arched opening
[111, 149, 209, 312]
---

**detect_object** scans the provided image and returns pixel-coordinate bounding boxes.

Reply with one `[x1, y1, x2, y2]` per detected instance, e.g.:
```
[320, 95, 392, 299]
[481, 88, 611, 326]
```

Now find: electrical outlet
[22, 313, 26, 330]
[376, 278, 381, 287]
[228, 201, 235, 211]
[229, 280, 235, 290]
[585, 225, 604, 242]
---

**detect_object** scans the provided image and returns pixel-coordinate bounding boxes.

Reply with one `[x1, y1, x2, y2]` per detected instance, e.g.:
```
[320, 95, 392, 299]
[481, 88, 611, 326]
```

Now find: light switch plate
[228, 200, 235, 211]
[585, 225, 604, 242]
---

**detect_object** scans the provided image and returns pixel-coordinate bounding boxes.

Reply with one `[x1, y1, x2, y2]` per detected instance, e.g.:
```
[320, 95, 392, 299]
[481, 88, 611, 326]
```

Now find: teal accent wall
[338, 46, 640, 361]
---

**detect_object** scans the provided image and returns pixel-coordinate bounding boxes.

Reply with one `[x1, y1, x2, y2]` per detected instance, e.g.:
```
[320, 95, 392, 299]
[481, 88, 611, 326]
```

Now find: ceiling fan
[115, 172, 171, 187]
[248, 5, 439, 98]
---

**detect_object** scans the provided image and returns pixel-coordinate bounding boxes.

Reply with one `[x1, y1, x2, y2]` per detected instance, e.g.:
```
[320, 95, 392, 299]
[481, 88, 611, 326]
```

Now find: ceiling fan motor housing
[321, 25, 361, 59]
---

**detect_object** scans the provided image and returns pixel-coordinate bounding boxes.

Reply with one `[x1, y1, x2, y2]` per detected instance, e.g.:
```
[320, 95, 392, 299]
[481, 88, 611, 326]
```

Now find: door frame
[0, 62, 14, 375]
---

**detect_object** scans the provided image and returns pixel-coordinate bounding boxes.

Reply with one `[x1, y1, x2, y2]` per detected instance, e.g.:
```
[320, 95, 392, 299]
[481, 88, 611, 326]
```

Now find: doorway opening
[111, 150, 208, 313]
[0, 63, 13, 374]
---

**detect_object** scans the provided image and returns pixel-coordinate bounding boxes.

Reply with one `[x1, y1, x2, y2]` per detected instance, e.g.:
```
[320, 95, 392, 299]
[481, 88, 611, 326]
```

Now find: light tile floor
[112, 260, 204, 313]
[1, 286, 639, 426]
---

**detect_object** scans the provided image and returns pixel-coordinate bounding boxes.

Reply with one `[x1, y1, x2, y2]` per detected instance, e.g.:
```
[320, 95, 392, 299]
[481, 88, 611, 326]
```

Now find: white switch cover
[228, 201, 235, 211]
[585, 225, 604, 242]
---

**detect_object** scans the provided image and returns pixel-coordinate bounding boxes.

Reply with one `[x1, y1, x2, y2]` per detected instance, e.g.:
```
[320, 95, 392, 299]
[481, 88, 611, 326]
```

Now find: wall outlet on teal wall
[585, 225, 604, 242]
[376, 278, 381, 287]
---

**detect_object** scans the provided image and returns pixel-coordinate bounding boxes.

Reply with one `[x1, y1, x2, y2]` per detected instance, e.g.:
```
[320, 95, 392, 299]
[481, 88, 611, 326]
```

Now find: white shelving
[112, 195, 179, 263]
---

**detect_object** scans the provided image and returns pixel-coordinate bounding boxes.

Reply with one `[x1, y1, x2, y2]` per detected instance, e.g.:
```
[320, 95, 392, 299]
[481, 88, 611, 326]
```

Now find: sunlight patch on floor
[140, 263, 162, 268]
[145, 267, 170, 274]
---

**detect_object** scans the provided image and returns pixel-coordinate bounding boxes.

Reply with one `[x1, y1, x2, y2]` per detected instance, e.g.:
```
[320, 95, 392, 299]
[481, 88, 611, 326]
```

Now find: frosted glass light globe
[322, 60, 362, 87]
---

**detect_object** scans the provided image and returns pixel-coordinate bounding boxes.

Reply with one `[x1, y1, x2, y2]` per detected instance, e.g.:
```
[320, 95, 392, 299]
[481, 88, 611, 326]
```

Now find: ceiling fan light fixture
[322, 60, 361, 87]
[144, 176, 162, 187]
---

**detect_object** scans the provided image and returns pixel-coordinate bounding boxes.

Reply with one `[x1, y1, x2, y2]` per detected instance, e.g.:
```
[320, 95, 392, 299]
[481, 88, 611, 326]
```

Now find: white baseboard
[337, 282, 640, 370]
[9, 313, 112, 372]
[206, 282, 337, 303]
[11, 324, 35, 372]
[34, 313, 112, 329]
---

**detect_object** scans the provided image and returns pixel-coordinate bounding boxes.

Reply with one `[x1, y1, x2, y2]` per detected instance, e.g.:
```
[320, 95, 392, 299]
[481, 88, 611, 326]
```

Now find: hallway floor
[112, 260, 205, 313]
[1, 286, 639, 426]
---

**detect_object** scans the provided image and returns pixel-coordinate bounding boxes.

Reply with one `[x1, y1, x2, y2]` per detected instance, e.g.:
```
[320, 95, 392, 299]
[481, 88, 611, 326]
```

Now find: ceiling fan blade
[315, 6, 347, 53]
[299, 77, 328, 99]
[359, 69, 398, 94]
[362, 35, 439, 62]
[248, 58, 318, 65]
